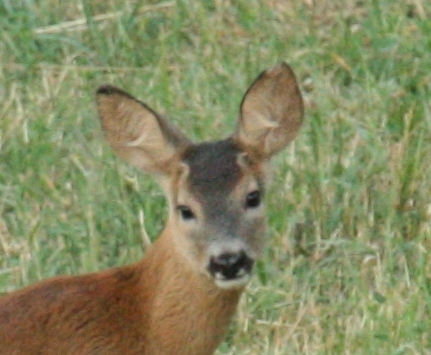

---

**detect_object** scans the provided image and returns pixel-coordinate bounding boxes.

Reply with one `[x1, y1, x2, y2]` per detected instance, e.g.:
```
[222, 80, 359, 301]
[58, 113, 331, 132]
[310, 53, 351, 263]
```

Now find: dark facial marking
[182, 138, 243, 198]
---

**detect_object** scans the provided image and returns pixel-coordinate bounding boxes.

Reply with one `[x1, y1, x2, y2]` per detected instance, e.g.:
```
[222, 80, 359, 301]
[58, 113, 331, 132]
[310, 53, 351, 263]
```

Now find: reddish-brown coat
[0, 229, 241, 355]
[0, 62, 303, 355]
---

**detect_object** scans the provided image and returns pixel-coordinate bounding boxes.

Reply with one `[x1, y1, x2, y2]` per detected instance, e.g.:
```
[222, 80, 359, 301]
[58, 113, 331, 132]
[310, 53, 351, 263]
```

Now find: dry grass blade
[34, 1, 175, 35]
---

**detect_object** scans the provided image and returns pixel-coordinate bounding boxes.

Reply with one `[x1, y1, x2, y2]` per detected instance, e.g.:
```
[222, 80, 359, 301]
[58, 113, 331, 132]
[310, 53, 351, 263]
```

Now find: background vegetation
[1, 0, 430, 354]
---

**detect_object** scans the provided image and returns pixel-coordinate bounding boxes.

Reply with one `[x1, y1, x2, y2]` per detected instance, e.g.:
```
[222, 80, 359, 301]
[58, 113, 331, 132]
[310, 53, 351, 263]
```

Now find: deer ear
[233, 63, 304, 160]
[96, 86, 191, 174]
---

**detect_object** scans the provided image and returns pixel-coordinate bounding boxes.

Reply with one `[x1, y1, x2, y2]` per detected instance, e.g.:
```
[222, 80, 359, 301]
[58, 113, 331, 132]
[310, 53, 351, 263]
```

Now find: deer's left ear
[96, 85, 191, 174]
[233, 63, 304, 160]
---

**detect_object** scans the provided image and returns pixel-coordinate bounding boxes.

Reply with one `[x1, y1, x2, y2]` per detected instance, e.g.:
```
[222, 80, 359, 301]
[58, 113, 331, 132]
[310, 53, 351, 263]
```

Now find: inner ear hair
[96, 85, 191, 175]
[233, 62, 304, 160]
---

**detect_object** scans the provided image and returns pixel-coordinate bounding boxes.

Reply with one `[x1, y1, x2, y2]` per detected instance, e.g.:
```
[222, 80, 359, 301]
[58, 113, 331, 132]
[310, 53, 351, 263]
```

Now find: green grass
[1, 0, 431, 354]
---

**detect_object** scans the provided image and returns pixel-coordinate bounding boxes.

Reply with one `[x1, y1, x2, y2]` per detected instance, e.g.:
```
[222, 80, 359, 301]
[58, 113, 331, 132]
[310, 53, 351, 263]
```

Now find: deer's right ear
[233, 63, 304, 160]
[96, 86, 191, 174]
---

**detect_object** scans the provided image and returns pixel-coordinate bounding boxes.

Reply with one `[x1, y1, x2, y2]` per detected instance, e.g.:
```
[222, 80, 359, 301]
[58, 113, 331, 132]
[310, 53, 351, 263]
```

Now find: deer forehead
[178, 139, 262, 206]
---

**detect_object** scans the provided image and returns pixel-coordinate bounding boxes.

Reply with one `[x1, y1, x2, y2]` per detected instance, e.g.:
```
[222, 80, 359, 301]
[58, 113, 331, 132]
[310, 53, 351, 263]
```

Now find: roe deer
[0, 63, 303, 355]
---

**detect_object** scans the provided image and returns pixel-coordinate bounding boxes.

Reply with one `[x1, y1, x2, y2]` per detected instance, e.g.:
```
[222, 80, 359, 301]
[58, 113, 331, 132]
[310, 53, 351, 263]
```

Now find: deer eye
[245, 191, 261, 209]
[177, 205, 195, 220]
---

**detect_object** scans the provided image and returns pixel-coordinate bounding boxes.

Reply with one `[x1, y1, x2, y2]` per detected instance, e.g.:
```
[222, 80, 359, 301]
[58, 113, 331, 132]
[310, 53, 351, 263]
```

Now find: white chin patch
[213, 273, 251, 289]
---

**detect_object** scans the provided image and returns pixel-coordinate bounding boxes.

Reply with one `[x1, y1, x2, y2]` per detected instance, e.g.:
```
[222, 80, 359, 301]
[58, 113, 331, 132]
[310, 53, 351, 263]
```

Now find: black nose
[208, 251, 254, 280]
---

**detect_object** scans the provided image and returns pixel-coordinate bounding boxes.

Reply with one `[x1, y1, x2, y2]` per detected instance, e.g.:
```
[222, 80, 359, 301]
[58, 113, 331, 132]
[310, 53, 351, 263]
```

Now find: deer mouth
[207, 251, 255, 289]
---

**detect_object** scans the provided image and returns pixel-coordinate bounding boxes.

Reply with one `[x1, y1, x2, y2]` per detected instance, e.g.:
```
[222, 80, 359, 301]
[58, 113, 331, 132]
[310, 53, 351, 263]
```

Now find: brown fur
[0, 62, 303, 355]
[0, 228, 240, 355]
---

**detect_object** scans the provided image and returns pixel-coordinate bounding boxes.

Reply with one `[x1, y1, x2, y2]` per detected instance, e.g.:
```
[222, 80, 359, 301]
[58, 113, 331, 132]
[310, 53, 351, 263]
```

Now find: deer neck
[140, 227, 243, 355]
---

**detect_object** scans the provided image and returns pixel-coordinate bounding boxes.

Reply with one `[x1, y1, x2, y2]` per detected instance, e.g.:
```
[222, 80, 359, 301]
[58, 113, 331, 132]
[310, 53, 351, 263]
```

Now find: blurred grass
[1, 0, 431, 354]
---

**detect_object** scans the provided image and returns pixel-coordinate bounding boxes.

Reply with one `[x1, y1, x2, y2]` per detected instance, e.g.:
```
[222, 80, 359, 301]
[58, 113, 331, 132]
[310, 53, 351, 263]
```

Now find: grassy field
[1, 0, 431, 354]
